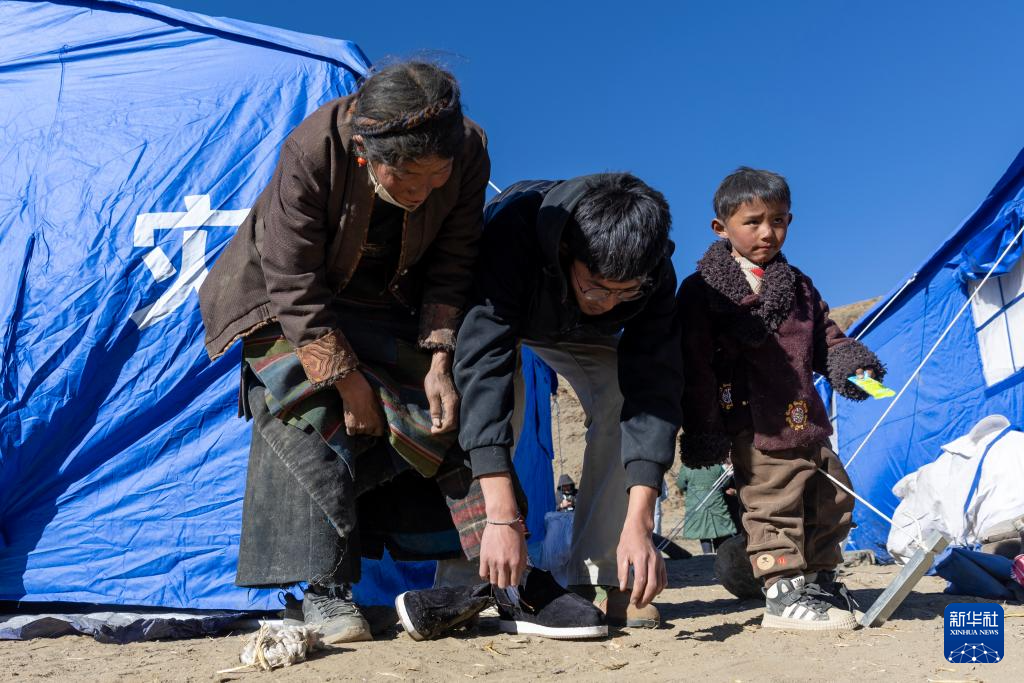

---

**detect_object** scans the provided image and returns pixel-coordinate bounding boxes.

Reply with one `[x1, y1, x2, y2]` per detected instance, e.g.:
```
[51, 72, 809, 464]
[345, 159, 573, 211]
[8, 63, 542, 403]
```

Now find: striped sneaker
[762, 575, 857, 631]
[806, 570, 864, 622]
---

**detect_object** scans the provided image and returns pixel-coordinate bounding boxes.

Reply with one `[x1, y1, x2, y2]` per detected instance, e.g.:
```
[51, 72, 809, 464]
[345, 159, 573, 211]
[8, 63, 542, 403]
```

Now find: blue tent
[823, 148, 1024, 561]
[0, 0, 557, 611]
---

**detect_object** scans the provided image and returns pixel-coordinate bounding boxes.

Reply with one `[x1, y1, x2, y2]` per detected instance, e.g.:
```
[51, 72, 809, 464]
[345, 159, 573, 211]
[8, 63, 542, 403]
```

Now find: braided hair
[351, 62, 465, 166]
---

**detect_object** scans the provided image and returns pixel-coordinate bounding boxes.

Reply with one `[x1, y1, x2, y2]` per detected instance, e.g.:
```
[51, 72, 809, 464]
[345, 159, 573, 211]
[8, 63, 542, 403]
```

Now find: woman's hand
[335, 371, 386, 436]
[424, 350, 459, 434]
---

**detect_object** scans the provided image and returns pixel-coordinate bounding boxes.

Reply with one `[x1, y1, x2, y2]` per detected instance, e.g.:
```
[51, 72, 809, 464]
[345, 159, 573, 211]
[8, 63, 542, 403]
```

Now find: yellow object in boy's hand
[847, 375, 895, 399]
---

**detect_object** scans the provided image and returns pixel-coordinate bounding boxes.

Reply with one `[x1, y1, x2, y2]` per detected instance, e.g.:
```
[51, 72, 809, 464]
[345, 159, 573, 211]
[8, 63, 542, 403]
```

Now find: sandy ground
[4, 377, 1023, 681]
[3, 557, 1022, 682]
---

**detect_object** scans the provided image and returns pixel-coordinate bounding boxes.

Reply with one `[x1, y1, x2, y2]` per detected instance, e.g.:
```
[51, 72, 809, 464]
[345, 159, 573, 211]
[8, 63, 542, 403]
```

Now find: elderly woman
[199, 62, 491, 643]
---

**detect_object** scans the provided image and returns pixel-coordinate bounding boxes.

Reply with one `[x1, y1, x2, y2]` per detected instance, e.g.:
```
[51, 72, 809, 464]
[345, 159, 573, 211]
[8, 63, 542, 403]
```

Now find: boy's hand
[424, 350, 459, 434]
[616, 485, 668, 607]
[854, 367, 875, 379]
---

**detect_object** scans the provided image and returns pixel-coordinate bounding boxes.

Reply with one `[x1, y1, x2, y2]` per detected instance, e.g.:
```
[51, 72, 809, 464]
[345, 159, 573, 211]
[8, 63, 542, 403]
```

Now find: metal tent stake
[858, 531, 949, 628]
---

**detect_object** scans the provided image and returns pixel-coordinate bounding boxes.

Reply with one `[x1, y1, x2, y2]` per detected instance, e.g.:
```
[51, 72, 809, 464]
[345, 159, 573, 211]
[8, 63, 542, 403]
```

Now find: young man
[677, 167, 884, 631]
[454, 174, 683, 627]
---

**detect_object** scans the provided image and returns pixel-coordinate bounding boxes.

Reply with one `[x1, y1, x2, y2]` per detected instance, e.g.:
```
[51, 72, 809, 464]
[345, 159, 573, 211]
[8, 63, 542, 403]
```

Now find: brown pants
[730, 432, 854, 581]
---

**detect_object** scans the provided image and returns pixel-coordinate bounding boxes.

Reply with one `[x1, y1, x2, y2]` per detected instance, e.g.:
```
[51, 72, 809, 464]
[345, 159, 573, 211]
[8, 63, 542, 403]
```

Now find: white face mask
[366, 161, 422, 213]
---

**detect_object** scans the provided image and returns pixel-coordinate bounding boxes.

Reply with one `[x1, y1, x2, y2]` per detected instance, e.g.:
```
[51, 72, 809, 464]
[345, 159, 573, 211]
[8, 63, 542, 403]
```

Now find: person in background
[676, 463, 737, 554]
[653, 479, 668, 537]
[556, 474, 578, 512]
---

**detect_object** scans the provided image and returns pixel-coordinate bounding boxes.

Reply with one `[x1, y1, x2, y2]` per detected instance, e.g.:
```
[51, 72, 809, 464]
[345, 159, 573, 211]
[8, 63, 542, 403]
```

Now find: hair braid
[348, 61, 465, 164]
[351, 84, 460, 137]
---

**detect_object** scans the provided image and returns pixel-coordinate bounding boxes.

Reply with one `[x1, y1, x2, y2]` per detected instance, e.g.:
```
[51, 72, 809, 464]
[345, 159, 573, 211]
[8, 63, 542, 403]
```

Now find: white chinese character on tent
[131, 194, 249, 330]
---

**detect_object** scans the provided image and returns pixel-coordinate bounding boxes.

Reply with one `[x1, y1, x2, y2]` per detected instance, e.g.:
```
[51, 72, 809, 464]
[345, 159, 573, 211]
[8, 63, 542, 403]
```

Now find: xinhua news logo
[944, 603, 1003, 664]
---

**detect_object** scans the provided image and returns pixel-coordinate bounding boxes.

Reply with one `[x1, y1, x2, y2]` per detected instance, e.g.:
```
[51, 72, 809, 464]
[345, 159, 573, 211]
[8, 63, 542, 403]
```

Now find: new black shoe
[494, 568, 607, 640]
[395, 583, 493, 641]
[303, 584, 373, 643]
[762, 575, 857, 631]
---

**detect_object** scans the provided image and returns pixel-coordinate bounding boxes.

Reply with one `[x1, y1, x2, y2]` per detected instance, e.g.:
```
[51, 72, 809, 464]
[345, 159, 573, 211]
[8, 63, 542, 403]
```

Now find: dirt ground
[3, 380, 1022, 682]
[2, 558, 1022, 682]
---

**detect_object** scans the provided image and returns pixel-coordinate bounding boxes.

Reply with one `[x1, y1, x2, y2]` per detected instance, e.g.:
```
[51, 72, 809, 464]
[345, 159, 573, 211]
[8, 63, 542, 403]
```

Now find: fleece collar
[696, 239, 796, 345]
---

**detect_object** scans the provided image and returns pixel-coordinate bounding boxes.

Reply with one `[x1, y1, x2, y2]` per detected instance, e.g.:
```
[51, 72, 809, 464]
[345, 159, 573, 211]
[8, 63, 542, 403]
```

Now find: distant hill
[830, 296, 882, 332]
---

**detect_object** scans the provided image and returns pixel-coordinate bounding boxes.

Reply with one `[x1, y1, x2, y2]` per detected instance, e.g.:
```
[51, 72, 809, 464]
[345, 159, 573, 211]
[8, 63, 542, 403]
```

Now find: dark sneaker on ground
[303, 584, 373, 643]
[395, 583, 493, 641]
[762, 575, 857, 631]
[806, 570, 863, 620]
[570, 585, 661, 628]
[494, 568, 607, 640]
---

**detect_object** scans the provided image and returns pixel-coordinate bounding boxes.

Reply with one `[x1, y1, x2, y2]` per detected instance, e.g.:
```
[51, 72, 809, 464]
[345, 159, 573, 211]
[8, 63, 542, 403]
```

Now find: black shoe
[303, 584, 372, 643]
[281, 591, 303, 626]
[806, 570, 862, 617]
[395, 583, 493, 641]
[494, 567, 607, 640]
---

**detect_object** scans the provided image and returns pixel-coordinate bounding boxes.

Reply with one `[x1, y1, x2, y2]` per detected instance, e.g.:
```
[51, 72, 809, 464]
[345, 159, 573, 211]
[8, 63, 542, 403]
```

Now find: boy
[454, 174, 683, 628]
[677, 167, 884, 631]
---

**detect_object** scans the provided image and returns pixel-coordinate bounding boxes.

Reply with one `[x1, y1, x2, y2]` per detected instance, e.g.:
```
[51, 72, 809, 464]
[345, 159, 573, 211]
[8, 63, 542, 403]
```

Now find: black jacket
[453, 177, 683, 490]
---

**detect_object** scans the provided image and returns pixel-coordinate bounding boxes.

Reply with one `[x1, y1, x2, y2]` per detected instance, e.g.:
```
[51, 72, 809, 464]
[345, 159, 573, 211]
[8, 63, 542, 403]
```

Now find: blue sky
[163, 0, 1024, 306]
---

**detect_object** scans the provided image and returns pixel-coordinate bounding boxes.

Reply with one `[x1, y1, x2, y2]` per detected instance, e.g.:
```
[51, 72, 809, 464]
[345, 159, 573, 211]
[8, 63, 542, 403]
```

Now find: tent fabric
[516, 346, 559, 552]
[0, 607, 257, 643]
[956, 199, 1024, 283]
[0, 0, 369, 610]
[826, 148, 1024, 561]
[0, 0, 560, 613]
[886, 415, 1024, 563]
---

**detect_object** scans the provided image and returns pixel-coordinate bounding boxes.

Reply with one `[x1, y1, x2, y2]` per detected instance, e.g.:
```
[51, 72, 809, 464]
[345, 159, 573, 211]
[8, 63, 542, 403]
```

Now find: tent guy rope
[841, 218, 1024, 473]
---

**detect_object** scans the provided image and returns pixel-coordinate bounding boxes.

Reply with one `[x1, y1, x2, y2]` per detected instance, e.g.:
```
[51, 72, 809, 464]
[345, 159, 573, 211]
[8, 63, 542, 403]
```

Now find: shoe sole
[320, 625, 373, 644]
[605, 616, 660, 629]
[498, 619, 607, 640]
[761, 613, 858, 631]
[395, 592, 427, 642]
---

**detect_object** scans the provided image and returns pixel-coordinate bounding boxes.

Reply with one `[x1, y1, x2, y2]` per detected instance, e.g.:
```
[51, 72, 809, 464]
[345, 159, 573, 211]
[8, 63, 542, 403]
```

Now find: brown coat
[198, 96, 490, 387]
[677, 240, 884, 467]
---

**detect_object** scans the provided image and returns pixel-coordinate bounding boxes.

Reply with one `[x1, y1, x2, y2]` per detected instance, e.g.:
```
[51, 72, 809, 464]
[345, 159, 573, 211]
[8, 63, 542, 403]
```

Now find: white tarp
[887, 414, 1024, 562]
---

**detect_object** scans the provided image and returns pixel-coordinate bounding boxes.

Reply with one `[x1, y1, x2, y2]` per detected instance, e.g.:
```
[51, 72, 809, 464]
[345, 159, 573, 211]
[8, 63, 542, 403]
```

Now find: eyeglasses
[572, 266, 647, 303]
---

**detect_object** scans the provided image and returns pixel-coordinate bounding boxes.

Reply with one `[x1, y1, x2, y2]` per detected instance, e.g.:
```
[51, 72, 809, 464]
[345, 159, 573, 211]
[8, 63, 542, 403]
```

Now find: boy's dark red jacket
[677, 239, 885, 467]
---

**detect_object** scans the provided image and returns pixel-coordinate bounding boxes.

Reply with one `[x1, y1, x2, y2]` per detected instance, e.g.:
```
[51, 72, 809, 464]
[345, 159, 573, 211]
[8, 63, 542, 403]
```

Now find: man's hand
[478, 473, 527, 588]
[480, 522, 528, 588]
[424, 350, 459, 434]
[617, 485, 668, 608]
[336, 371, 385, 436]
